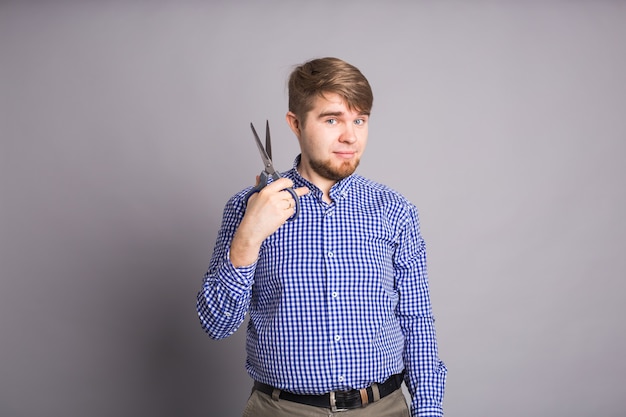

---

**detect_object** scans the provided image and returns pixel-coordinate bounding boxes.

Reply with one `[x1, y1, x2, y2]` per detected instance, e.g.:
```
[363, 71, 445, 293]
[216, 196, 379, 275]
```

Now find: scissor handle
[243, 171, 270, 202]
[243, 171, 300, 221]
[282, 186, 300, 222]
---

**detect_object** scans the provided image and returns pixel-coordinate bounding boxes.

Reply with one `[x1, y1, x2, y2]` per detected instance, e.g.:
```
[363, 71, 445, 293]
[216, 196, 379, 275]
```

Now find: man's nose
[339, 123, 357, 143]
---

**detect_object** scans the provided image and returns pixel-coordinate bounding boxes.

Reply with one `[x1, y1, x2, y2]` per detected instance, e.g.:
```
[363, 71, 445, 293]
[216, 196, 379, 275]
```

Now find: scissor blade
[265, 120, 272, 161]
[250, 122, 277, 174]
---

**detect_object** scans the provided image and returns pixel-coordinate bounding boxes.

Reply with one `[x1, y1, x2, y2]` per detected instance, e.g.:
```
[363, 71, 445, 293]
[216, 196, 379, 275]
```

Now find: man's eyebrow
[317, 111, 344, 119]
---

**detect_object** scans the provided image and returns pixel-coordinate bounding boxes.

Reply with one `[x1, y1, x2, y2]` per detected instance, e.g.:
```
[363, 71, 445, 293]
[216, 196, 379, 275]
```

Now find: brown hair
[288, 57, 373, 124]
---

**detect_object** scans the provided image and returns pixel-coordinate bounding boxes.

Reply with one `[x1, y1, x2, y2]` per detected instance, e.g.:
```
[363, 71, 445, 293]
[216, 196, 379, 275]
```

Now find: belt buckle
[329, 391, 349, 412]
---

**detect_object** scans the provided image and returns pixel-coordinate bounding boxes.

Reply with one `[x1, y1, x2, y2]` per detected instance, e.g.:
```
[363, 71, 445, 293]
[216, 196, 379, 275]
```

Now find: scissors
[244, 121, 300, 221]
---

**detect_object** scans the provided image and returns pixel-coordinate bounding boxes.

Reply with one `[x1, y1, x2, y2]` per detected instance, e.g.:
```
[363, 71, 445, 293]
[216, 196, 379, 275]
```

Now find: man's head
[287, 57, 373, 126]
[286, 58, 373, 189]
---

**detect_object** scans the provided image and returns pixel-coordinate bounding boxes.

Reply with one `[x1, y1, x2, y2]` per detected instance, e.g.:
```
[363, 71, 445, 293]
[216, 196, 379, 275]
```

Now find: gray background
[1, 1, 625, 416]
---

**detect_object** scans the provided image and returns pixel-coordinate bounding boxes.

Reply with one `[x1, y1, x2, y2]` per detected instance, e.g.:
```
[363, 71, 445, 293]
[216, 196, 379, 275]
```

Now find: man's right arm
[196, 194, 255, 340]
[196, 178, 309, 339]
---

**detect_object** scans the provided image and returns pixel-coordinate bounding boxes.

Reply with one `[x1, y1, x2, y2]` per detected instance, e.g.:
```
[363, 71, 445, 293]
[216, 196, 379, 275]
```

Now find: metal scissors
[244, 121, 300, 221]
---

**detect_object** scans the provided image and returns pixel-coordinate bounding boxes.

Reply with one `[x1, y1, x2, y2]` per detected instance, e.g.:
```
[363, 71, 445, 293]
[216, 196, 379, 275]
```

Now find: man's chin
[336, 165, 358, 179]
[310, 158, 360, 182]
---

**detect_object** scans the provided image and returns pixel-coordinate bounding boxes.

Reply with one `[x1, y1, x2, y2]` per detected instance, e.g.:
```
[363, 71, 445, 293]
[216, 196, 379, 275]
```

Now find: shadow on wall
[78, 230, 252, 417]
[2, 211, 250, 417]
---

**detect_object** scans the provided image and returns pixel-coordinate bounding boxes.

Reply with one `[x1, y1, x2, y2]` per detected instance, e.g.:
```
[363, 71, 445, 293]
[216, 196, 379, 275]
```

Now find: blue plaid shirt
[197, 156, 446, 416]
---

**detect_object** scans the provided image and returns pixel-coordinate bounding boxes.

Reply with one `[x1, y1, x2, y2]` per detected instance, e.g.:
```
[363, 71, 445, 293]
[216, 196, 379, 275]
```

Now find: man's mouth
[334, 151, 356, 159]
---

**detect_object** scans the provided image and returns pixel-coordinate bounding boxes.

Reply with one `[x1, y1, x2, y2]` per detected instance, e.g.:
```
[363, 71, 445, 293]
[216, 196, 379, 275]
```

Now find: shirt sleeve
[394, 204, 447, 417]
[196, 193, 256, 340]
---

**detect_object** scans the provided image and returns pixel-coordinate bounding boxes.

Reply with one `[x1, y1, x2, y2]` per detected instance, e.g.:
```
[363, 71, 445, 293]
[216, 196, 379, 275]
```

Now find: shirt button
[334, 335, 341, 342]
[332, 292, 338, 298]
[328, 251, 334, 258]
[338, 375, 345, 382]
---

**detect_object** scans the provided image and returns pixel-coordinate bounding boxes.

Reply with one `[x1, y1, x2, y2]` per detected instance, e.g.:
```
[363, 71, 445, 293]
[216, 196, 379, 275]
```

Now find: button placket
[323, 201, 343, 386]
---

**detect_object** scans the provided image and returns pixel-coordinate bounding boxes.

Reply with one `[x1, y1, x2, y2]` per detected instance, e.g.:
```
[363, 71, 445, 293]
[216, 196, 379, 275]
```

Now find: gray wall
[1, 1, 625, 416]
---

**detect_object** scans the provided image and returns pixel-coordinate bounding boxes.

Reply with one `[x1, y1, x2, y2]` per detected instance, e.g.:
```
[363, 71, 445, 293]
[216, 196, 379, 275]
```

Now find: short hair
[288, 57, 373, 123]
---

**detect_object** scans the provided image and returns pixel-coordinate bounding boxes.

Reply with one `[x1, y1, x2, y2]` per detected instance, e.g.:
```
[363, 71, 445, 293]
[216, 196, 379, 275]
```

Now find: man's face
[287, 92, 369, 186]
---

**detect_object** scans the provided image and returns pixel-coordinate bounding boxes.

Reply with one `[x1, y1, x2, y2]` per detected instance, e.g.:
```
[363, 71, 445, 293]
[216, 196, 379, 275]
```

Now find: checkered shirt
[197, 157, 446, 416]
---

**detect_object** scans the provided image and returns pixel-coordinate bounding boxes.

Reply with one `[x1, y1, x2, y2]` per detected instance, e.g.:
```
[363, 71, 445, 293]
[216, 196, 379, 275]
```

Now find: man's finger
[263, 177, 294, 192]
[294, 186, 310, 197]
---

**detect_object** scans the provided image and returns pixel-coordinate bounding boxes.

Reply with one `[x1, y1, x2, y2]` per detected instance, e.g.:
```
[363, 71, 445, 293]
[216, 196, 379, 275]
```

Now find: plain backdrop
[1, 1, 625, 416]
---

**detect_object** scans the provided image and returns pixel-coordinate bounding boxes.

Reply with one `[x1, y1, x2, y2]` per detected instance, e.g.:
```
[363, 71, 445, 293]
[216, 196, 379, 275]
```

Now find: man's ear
[285, 111, 301, 138]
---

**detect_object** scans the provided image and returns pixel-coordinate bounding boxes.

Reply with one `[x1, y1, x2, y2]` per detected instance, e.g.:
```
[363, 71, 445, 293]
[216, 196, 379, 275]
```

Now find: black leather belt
[253, 372, 404, 411]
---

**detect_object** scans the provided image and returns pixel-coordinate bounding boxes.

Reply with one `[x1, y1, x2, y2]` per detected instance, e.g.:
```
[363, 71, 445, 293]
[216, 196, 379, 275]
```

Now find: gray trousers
[242, 387, 410, 417]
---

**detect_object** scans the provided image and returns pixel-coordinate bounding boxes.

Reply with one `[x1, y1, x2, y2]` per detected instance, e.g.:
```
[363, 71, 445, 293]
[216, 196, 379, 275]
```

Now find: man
[197, 57, 446, 417]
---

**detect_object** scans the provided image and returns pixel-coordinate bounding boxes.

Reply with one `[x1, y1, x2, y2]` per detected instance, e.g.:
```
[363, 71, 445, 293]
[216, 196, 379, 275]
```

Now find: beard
[309, 157, 360, 182]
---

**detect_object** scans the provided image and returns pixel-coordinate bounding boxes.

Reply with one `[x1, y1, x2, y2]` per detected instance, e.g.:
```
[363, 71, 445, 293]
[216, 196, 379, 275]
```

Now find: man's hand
[230, 178, 309, 267]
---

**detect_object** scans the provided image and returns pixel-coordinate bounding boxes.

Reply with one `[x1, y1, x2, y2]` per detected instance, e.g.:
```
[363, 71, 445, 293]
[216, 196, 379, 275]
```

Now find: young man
[197, 57, 446, 417]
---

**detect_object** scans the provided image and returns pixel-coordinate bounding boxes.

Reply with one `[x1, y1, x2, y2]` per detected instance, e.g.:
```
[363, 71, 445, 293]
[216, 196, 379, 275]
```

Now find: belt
[253, 372, 404, 412]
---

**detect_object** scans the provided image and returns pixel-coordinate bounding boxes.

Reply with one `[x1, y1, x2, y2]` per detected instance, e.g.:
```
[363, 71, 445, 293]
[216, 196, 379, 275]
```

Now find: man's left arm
[395, 205, 447, 417]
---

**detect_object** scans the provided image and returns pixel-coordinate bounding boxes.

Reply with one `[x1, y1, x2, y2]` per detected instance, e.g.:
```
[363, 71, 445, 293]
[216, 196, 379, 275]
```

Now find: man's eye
[354, 119, 366, 125]
[326, 119, 337, 125]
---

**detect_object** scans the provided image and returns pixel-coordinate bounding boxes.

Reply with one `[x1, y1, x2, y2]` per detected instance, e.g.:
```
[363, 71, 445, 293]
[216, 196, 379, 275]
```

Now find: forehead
[309, 92, 366, 116]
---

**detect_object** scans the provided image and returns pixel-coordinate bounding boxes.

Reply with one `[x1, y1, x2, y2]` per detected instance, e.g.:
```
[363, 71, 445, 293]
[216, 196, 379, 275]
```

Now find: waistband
[253, 372, 405, 412]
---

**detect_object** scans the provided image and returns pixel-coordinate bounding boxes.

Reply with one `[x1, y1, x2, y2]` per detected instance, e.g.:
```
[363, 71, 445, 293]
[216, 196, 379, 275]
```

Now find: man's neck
[296, 163, 335, 204]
